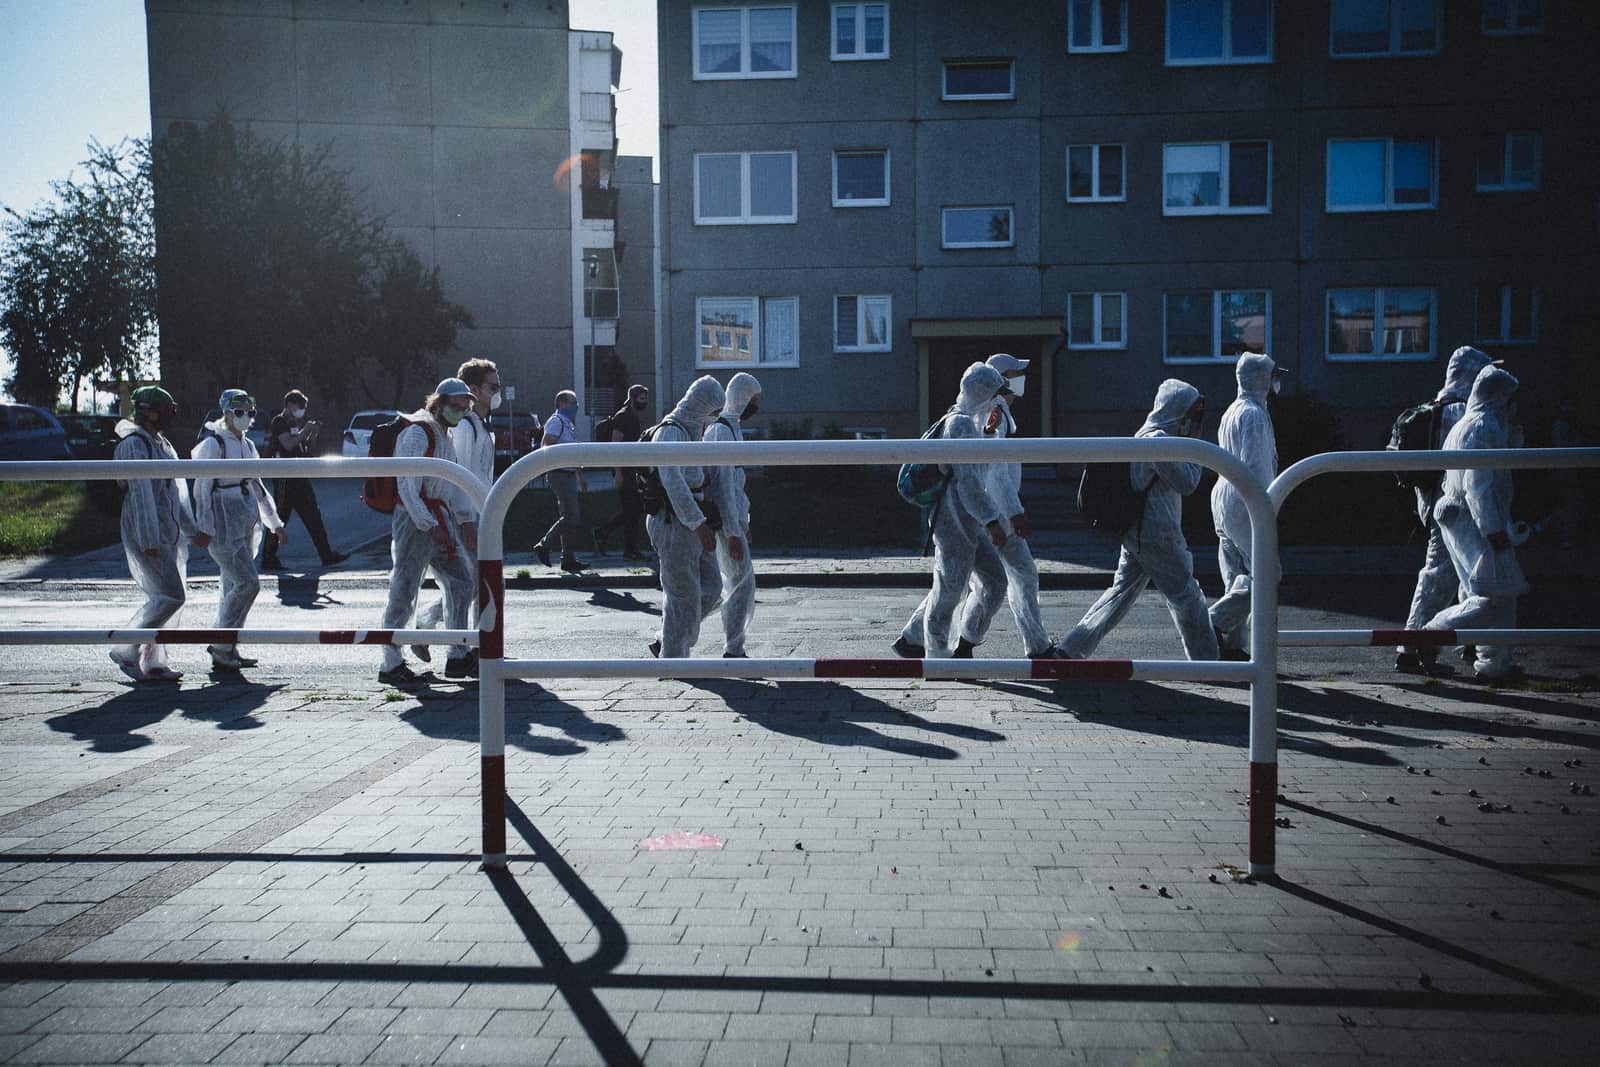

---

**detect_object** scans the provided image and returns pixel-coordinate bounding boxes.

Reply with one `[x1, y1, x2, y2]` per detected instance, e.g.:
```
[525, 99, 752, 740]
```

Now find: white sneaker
[109, 649, 145, 682]
[207, 645, 245, 671]
[144, 666, 184, 682]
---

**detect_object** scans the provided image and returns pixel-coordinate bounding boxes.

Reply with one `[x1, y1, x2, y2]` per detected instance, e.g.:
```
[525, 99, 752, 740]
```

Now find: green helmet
[131, 385, 176, 412]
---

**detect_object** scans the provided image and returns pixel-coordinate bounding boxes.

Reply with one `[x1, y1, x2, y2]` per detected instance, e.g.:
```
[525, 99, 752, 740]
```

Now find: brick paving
[1, 671, 1598, 1064]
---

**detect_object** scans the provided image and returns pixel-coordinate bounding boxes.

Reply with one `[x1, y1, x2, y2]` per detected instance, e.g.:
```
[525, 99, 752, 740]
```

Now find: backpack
[1386, 398, 1447, 491]
[896, 414, 956, 508]
[636, 417, 692, 517]
[360, 415, 437, 513]
[593, 412, 616, 445]
[1076, 462, 1154, 540]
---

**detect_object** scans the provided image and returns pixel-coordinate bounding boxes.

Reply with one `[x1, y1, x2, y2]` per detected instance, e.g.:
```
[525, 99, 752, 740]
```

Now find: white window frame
[1068, 0, 1129, 54]
[1067, 292, 1128, 350]
[1324, 286, 1437, 363]
[1163, 289, 1272, 364]
[692, 5, 798, 81]
[1165, 0, 1274, 66]
[695, 296, 801, 369]
[1066, 144, 1126, 203]
[831, 3, 890, 61]
[1325, 137, 1437, 213]
[941, 205, 1015, 249]
[941, 59, 1016, 101]
[1162, 141, 1272, 216]
[832, 149, 891, 207]
[1483, 0, 1543, 35]
[833, 294, 893, 353]
[1476, 132, 1542, 192]
[694, 151, 798, 225]
[1328, 0, 1441, 58]
[1475, 284, 1539, 344]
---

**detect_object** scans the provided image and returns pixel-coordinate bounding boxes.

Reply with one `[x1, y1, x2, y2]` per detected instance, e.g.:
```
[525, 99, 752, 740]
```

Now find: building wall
[613, 155, 661, 409]
[659, 0, 1599, 439]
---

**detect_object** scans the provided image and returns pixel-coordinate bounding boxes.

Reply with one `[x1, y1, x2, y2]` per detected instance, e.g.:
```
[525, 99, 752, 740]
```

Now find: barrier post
[1245, 481, 1280, 878]
[478, 555, 507, 868]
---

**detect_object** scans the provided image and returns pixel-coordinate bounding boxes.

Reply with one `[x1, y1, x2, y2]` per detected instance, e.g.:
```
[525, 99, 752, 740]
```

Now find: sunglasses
[231, 408, 256, 418]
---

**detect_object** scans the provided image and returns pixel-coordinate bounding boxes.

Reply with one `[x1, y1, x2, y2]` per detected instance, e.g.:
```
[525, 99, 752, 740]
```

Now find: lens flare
[1133, 1041, 1172, 1066]
[1054, 931, 1081, 952]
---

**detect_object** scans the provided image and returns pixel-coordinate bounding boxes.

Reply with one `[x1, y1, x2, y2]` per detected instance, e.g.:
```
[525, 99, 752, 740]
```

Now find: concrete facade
[658, 0, 1598, 440]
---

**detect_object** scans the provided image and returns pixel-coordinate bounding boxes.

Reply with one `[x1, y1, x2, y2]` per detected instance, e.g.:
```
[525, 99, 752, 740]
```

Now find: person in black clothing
[591, 384, 651, 561]
[261, 389, 348, 570]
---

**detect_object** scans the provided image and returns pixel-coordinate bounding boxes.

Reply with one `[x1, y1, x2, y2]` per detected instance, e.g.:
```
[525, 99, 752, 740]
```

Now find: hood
[1234, 352, 1275, 402]
[203, 416, 232, 436]
[986, 352, 1030, 375]
[1140, 379, 1201, 435]
[669, 375, 726, 428]
[721, 372, 761, 419]
[1439, 345, 1496, 402]
[1465, 365, 1519, 417]
[955, 362, 1007, 416]
[115, 417, 144, 439]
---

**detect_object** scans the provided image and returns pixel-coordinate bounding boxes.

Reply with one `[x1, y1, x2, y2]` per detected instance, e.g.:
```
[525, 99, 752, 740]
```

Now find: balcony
[584, 287, 619, 320]
[581, 186, 617, 221]
[580, 92, 612, 123]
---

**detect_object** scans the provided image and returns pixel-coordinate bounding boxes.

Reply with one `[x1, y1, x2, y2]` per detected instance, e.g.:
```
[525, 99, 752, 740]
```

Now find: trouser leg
[210, 533, 261, 652]
[1209, 536, 1252, 652]
[957, 537, 1009, 648]
[1061, 549, 1149, 659]
[716, 529, 755, 656]
[1165, 578, 1221, 661]
[620, 483, 643, 553]
[1475, 595, 1516, 678]
[124, 541, 187, 673]
[650, 515, 709, 657]
[996, 534, 1051, 656]
[291, 480, 336, 560]
[433, 542, 474, 663]
[1401, 518, 1457, 653]
[923, 510, 981, 659]
[382, 516, 432, 671]
[899, 595, 930, 646]
[545, 472, 582, 559]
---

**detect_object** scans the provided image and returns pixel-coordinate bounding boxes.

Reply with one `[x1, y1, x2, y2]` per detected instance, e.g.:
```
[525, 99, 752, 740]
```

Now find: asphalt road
[1, 578, 1595, 687]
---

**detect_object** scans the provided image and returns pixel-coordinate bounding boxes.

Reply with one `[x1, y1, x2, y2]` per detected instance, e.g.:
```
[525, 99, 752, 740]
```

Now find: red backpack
[360, 415, 438, 513]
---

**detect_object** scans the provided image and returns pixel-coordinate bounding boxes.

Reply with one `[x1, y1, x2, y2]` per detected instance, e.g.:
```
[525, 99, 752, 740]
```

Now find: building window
[697, 296, 799, 367]
[833, 149, 890, 206]
[1166, 0, 1273, 65]
[1068, 292, 1127, 349]
[1326, 287, 1435, 361]
[694, 151, 797, 224]
[834, 294, 892, 352]
[1329, 0, 1440, 57]
[693, 5, 797, 80]
[1326, 138, 1435, 212]
[1476, 132, 1541, 191]
[1475, 284, 1538, 343]
[1483, 0, 1542, 35]
[1164, 289, 1269, 362]
[1067, 144, 1125, 202]
[832, 3, 889, 60]
[941, 206, 1014, 249]
[1163, 141, 1270, 214]
[1069, 0, 1128, 53]
[942, 59, 1015, 100]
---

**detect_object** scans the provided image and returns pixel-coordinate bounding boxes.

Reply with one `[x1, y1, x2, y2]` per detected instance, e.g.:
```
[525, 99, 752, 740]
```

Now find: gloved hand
[695, 523, 716, 553]
[429, 524, 451, 549]
[1011, 513, 1031, 540]
[275, 528, 289, 546]
[1508, 520, 1532, 547]
[986, 520, 1007, 548]
[461, 522, 478, 553]
[727, 535, 746, 562]
[191, 532, 211, 549]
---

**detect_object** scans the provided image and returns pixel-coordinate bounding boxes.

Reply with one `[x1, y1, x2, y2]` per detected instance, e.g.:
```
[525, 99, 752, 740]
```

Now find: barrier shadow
[399, 679, 625, 757]
[45, 679, 283, 752]
[1280, 682, 1600, 751]
[687, 678, 1003, 760]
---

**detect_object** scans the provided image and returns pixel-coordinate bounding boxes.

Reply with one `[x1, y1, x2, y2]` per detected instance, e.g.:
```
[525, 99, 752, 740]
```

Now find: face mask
[441, 406, 466, 427]
[741, 399, 759, 421]
[287, 407, 306, 421]
[558, 404, 577, 421]
[633, 398, 648, 410]
[1008, 375, 1026, 397]
[228, 411, 254, 433]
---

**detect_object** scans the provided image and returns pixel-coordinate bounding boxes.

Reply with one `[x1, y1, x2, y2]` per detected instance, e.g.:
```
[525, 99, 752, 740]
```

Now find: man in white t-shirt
[534, 389, 590, 574]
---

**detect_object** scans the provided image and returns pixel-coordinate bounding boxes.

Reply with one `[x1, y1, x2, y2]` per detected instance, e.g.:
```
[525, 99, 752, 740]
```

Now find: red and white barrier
[0, 629, 476, 647]
[495, 656, 1255, 683]
[1280, 628, 1599, 648]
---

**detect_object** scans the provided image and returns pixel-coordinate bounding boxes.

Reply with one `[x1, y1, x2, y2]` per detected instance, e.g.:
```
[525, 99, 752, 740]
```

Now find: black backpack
[593, 412, 617, 444]
[1386, 399, 1447, 491]
[1077, 462, 1154, 540]
[636, 417, 691, 517]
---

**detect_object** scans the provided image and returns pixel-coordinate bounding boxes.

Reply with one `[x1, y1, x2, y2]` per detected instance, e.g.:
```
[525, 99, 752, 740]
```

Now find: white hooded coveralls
[417, 409, 494, 633]
[703, 372, 759, 656]
[113, 421, 197, 674]
[1208, 353, 1277, 651]
[648, 376, 726, 657]
[192, 420, 284, 654]
[1060, 380, 1219, 662]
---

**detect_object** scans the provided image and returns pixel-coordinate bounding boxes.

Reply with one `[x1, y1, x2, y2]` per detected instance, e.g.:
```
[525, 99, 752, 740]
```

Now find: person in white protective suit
[1424, 365, 1529, 681]
[110, 386, 204, 682]
[645, 376, 726, 658]
[191, 389, 286, 671]
[413, 360, 497, 661]
[1395, 345, 1499, 674]
[1059, 379, 1220, 661]
[893, 354, 1064, 659]
[378, 379, 478, 686]
[1207, 353, 1284, 660]
[703, 372, 761, 658]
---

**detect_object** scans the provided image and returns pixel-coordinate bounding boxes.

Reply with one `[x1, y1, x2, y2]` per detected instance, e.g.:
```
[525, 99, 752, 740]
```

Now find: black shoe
[1029, 645, 1073, 660]
[261, 556, 284, 572]
[954, 638, 976, 659]
[1461, 645, 1477, 664]
[321, 550, 349, 566]
[891, 636, 925, 660]
[535, 542, 552, 567]
[561, 556, 591, 574]
[723, 651, 748, 658]
[378, 663, 420, 687]
[1395, 651, 1426, 674]
[445, 652, 479, 679]
[1219, 646, 1250, 662]
[591, 530, 608, 557]
[648, 639, 661, 658]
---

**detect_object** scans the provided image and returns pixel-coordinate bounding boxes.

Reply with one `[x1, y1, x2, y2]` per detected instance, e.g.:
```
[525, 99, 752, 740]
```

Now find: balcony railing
[584, 287, 619, 320]
[580, 92, 612, 123]
[581, 186, 618, 221]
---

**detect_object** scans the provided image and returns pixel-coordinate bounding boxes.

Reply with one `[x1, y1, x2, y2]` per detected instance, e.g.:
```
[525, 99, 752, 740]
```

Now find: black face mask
[741, 400, 759, 421]
[633, 399, 648, 410]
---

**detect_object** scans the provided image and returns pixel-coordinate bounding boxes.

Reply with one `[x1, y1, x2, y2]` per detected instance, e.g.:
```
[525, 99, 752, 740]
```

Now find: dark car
[57, 413, 121, 460]
[486, 411, 542, 476]
[0, 403, 72, 461]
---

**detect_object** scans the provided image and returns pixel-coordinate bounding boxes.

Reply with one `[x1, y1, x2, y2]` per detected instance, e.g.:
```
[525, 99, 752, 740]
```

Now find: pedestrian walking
[109, 385, 204, 682]
[1208, 353, 1284, 660]
[644, 376, 726, 658]
[191, 389, 286, 671]
[703, 372, 760, 658]
[262, 389, 348, 570]
[592, 384, 652, 561]
[534, 389, 590, 574]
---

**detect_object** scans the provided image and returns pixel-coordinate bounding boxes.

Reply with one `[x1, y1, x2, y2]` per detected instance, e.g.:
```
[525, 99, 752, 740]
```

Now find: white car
[341, 409, 400, 457]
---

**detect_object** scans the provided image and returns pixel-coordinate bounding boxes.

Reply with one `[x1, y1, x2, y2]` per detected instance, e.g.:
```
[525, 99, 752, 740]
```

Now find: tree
[358, 248, 475, 411]
[1, 140, 157, 410]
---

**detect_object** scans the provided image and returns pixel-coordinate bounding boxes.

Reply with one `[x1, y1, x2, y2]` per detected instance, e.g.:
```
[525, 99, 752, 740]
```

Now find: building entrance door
[926, 336, 1045, 435]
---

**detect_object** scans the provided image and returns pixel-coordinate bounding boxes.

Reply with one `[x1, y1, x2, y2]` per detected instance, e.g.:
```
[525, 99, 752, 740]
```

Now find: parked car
[56, 413, 121, 460]
[342, 409, 401, 458]
[487, 411, 541, 476]
[0, 403, 72, 461]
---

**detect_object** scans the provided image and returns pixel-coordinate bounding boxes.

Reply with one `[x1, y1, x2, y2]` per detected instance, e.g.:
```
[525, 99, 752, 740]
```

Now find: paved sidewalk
[2, 669, 1598, 1064]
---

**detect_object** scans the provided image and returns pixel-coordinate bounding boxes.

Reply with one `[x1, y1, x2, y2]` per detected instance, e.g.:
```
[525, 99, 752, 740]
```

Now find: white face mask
[489, 390, 503, 411]
[1008, 375, 1026, 398]
[287, 407, 306, 420]
[227, 412, 253, 434]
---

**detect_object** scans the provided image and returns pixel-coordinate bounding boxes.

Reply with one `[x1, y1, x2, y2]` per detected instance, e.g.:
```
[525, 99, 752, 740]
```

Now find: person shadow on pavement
[688, 678, 1004, 760]
[274, 573, 340, 610]
[587, 589, 661, 615]
[47, 679, 283, 753]
[399, 679, 625, 756]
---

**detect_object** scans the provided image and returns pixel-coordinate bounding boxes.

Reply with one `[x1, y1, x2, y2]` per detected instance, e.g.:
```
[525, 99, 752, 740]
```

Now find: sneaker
[891, 636, 925, 660]
[1029, 645, 1072, 660]
[378, 663, 420, 687]
[953, 638, 977, 659]
[445, 651, 480, 679]
[1394, 651, 1426, 674]
[207, 645, 246, 671]
[535, 541, 552, 568]
[321, 550, 350, 567]
[144, 666, 183, 682]
[411, 643, 433, 663]
[723, 651, 748, 658]
[1218, 646, 1250, 662]
[109, 649, 146, 682]
[591, 530, 608, 557]
[648, 639, 662, 658]
[560, 557, 591, 574]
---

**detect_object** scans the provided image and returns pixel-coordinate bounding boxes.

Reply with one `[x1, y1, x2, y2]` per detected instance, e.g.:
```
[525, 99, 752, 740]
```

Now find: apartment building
[658, 0, 1596, 439]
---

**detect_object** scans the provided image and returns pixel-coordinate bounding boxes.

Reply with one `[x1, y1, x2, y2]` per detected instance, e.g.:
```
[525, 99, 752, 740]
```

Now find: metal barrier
[0, 456, 487, 653]
[477, 437, 1283, 876]
[1269, 447, 1600, 661]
